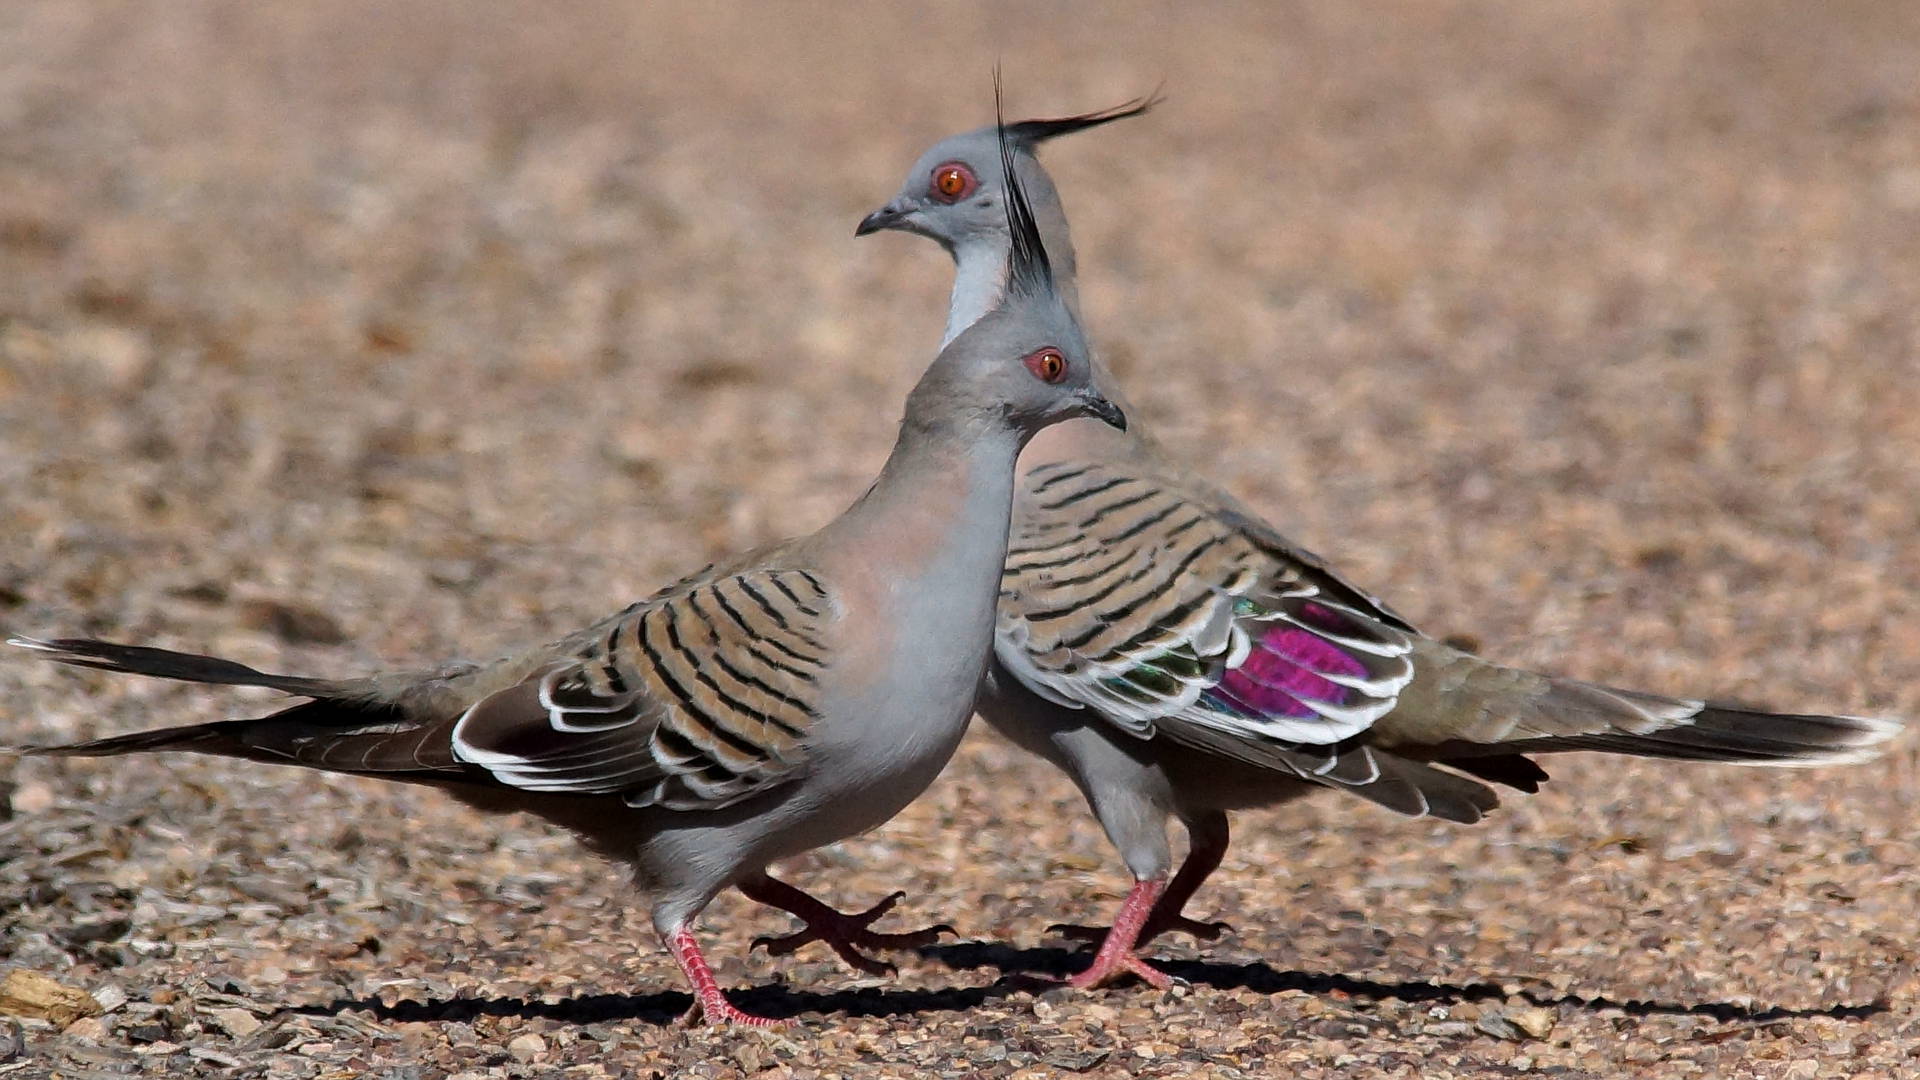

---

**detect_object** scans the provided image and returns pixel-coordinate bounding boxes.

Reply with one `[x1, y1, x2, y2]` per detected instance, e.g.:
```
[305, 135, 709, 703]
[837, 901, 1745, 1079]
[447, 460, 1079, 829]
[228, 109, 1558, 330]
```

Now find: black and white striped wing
[997, 461, 1417, 746]
[451, 568, 832, 810]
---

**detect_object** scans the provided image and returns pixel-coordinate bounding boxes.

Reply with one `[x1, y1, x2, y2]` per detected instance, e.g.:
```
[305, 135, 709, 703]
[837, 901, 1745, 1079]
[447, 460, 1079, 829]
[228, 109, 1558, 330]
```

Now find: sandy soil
[4, 2, 1920, 1077]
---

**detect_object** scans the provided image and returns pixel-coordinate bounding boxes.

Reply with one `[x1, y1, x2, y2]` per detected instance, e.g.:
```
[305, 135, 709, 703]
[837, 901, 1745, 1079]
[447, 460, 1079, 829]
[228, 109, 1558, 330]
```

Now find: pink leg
[1054, 812, 1233, 947]
[1139, 811, 1232, 944]
[739, 874, 954, 977]
[1067, 877, 1175, 990]
[667, 926, 784, 1027]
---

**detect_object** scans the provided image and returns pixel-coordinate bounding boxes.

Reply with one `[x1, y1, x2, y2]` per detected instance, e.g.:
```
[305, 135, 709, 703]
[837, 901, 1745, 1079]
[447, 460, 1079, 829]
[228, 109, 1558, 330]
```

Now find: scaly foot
[675, 998, 789, 1028]
[666, 926, 789, 1027]
[1049, 877, 1186, 991]
[1066, 948, 1175, 991]
[745, 883, 954, 976]
[1050, 912, 1232, 947]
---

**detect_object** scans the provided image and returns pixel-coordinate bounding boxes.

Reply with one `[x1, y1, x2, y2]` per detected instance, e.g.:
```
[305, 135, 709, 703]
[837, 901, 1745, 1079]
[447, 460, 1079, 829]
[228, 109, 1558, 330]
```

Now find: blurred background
[4, 2, 1920, 1073]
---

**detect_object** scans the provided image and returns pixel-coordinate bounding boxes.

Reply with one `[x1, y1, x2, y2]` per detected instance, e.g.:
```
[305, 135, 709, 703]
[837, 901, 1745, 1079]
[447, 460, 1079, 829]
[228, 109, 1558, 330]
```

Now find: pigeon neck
[822, 412, 1024, 597]
[941, 238, 1008, 349]
[882, 416, 1022, 495]
[940, 225, 1081, 350]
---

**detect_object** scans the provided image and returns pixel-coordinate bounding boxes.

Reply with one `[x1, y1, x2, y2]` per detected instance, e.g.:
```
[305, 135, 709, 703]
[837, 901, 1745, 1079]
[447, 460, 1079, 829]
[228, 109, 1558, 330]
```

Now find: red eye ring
[928, 160, 977, 204]
[1023, 347, 1068, 384]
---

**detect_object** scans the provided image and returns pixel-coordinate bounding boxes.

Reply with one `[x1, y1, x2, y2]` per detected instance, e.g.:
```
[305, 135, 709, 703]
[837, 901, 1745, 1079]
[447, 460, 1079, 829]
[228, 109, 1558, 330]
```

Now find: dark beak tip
[855, 208, 902, 237]
[1094, 399, 1128, 431]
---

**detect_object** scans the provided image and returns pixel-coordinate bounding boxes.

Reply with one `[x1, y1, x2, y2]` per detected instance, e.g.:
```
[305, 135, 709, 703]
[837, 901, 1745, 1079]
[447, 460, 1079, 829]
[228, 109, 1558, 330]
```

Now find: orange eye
[1023, 348, 1068, 384]
[929, 161, 977, 203]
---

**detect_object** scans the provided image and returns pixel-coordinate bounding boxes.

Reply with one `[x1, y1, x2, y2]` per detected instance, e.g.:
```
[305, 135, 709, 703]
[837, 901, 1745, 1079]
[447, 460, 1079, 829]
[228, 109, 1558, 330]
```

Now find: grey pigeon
[856, 98, 1905, 989]
[8, 114, 1123, 1026]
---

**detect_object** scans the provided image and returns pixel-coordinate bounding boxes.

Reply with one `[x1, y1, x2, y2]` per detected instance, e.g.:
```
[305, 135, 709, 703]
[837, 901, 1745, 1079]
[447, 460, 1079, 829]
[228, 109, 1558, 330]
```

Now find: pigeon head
[856, 92, 1158, 252]
[902, 89, 1125, 439]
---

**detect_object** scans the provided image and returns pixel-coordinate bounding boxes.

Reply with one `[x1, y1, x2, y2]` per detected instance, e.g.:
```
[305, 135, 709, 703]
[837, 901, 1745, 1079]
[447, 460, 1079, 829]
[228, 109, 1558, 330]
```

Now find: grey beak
[856, 202, 909, 237]
[1082, 394, 1127, 431]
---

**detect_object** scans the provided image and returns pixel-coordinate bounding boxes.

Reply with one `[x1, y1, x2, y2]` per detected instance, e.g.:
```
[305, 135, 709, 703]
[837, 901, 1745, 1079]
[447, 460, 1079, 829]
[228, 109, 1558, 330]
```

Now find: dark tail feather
[11, 635, 476, 788]
[25, 718, 260, 759]
[1367, 755, 1502, 824]
[1441, 753, 1549, 793]
[1301, 740, 1502, 824]
[8, 636, 336, 696]
[1526, 704, 1901, 766]
[21, 696, 466, 786]
[1440, 702, 1903, 767]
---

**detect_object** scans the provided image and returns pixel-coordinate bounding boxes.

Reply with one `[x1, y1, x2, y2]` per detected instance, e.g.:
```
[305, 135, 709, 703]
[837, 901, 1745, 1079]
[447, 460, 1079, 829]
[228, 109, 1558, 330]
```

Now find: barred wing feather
[997, 462, 1415, 746]
[452, 569, 830, 810]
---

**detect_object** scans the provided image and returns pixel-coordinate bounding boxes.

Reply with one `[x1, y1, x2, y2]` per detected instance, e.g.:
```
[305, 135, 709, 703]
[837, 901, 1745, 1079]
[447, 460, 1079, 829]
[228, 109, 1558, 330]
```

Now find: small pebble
[508, 1033, 548, 1063]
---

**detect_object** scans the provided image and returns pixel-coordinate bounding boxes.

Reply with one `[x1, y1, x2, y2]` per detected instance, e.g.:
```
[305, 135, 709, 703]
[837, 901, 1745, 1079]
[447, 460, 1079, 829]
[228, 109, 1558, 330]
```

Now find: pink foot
[667, 926, 788, 1027]
[1055, 813, 1235, 952]
[1067, 949, 1175, 991]
[741, 877, 954, 977]
[679, 998, 788, 1028]
[1057, 878, 1181, 992]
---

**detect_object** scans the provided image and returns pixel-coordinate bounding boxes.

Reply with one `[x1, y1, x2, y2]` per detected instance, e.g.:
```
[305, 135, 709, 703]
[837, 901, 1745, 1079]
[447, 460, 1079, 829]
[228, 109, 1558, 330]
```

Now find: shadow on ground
[289, 941, 1888, 1027]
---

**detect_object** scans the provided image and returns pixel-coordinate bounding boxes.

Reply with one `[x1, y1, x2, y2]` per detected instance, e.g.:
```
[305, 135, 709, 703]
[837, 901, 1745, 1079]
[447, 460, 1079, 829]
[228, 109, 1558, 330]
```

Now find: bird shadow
[289, 979, 1031, 1028]
[920, 941, 1888, 1024]
[288, 939, 1887, 1029]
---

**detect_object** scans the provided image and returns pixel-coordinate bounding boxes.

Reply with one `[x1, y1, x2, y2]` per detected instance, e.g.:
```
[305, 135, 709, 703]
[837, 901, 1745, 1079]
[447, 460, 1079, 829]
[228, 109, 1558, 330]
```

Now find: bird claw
[1046, 921, 1109, 945]
[750, 891, 954, 977]
[1157, 915, 1233, 942]
[1049, 914, 1232, 947]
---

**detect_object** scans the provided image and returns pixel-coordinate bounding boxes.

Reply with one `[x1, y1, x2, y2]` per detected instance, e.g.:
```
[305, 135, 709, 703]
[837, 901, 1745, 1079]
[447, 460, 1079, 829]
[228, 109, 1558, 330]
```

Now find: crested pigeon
[8, 115, 1124, 1027]
[857, 99, 1906, 990]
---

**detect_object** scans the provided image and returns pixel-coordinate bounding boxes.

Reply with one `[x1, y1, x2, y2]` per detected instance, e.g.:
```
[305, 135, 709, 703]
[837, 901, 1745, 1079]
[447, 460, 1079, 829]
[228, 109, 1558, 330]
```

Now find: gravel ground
[4, 3, 1920, 1077]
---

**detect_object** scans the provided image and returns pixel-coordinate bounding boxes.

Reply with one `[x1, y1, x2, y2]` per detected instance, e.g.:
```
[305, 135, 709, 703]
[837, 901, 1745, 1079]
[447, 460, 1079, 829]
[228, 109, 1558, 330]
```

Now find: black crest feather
[996, 71, 1053, 302]
[1004, 87, 1163, 148]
